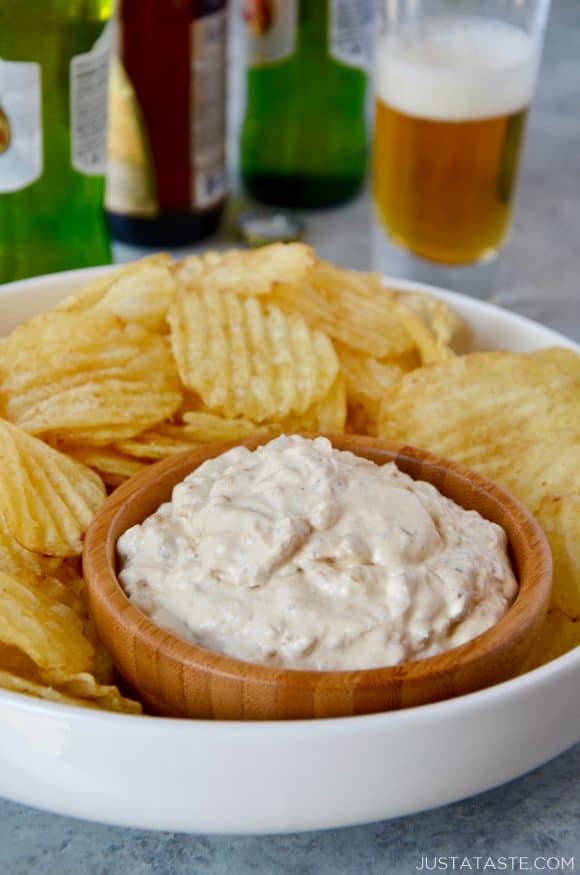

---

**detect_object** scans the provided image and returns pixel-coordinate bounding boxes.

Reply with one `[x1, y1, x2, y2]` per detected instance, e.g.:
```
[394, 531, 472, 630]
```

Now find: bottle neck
[297, 0, 328, 53]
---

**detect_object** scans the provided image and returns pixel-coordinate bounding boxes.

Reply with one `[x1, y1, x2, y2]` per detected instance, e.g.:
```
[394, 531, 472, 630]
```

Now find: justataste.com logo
[416, 857, 575, 871]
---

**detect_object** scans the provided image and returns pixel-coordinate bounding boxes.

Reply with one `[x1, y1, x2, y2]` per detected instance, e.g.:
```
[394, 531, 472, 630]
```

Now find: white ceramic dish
[0, 267, 578, 835]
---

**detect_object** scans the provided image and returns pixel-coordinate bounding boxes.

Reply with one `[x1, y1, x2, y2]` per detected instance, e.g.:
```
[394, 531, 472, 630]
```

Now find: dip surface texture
[117, 436, 517, 670]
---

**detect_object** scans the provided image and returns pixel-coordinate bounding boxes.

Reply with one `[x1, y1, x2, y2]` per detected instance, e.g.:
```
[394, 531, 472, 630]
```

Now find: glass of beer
[373, 0, 551, 294]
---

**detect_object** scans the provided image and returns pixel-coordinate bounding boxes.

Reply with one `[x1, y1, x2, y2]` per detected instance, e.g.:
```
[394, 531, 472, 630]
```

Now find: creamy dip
[117, 436, 517, 671]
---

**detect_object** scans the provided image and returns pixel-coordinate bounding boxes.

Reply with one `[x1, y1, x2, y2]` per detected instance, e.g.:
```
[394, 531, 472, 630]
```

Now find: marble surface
[1, 1, 579, 872]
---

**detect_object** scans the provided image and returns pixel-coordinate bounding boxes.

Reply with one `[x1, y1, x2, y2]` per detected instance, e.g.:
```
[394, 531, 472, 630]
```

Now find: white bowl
[0, 267, 578, 835]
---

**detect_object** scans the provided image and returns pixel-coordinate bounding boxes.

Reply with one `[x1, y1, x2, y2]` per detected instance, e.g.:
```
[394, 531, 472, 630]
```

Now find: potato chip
[55, 271, 121, 312]
[0, 670, 102, 710]
[0, 419, 106, 556]
[114, 426, 203, 460]
[181, 411, 269, 442]
[378, 352, 580, 510]
[81, 616, 115, 685]
[56, 254, 177, 334]
[0, 669, 141, 713]
[116, 413, 275, 460]
[346, 401, 375, 436]
[168, 288, 338, 421]
[520, 612, 579, 673]
[174, 243, 315, 296]
[390, 299, 455, 365]
[282, 375, 347, 433]
[0, 513, 61, 577]
[55, 673, 141, 713]
[394, 290, 468, 353]
[519, 493, 579, 670]
[60, 444, 146, 481]
[531, 346, 580, 379]
[336, 342, 414, 423]
[118, 385, 347, 458]
[48, 562, 116, 684]
[270, 260, 416, 360]
[0, 311, 182, 444]
[92, 262, 177, 333]
[533, 494, 579, 619]
[0, 564, 141, 711]
[0, 569, 93, 679]
[0, 642, 39, 679]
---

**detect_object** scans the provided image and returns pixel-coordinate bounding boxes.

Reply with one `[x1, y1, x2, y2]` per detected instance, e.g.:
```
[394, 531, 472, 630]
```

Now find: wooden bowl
[83, 435, 552, 721]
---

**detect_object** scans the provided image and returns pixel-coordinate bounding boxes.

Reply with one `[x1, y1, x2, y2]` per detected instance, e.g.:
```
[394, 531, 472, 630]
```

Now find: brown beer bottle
[106, 0, 227, 247]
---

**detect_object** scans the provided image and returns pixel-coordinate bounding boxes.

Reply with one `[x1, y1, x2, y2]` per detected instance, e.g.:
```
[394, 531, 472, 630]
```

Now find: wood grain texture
[83, 434, 552, 721]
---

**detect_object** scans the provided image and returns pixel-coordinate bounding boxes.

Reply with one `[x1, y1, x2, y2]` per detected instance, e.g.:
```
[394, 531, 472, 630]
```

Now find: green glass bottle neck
[296, 0, 330, 53]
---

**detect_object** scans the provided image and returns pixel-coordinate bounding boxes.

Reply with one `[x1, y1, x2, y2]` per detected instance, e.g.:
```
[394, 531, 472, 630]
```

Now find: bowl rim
[83, 433, 553, 693]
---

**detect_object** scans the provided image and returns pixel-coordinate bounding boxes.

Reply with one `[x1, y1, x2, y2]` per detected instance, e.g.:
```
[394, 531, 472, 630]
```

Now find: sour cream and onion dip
[117, 435, 517, 671]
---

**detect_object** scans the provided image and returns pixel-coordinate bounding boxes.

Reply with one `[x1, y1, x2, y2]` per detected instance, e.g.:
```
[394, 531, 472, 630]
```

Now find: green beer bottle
[0, 1, 112, 283]
[241, 0, 372, 209]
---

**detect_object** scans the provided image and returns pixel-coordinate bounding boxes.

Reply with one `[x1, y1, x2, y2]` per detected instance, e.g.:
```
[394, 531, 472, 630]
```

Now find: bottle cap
[237, 210, 306, 247]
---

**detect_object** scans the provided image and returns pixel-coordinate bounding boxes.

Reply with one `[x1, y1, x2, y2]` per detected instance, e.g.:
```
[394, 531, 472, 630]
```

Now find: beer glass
[372, 0, 550, 295]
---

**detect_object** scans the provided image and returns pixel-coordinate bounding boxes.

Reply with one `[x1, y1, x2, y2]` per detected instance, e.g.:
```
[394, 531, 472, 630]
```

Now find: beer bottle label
[329, 0, 373, 71]
[106, 6, 227, 218]
[191, 10, 227, 209]
[70, 23, 111, 176]
[243, 0, 297, 65]
[0, 60, 42, 193]
[105, 57, 158, 218]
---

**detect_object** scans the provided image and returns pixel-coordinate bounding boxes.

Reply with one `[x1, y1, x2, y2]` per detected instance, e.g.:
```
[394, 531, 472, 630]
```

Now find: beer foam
[376, 17, 538, 121]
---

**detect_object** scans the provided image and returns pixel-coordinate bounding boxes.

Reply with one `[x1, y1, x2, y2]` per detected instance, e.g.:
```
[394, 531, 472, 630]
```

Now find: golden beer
[373, 18, 537, 265]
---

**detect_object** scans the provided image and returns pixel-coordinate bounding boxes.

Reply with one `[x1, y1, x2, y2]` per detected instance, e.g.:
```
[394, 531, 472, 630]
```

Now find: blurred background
[0, 0, 578, 335]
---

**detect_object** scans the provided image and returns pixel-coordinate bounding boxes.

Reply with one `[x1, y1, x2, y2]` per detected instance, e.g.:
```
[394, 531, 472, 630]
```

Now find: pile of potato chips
[0, 243, 577, 713]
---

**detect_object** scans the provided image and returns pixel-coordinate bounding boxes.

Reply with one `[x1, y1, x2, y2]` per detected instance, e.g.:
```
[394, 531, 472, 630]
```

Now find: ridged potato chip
[391, 297, 456, 365]
[378, 352, 580, 510]
[0, 669, 140, 713]
[174, 243, 314, 296]
[60, 444, 146, 483]
[531, 346, 580, 378]
[533, 494, 579, 619]
[346, 401, 374, 436]
[0, 514, 61, 577]
[0, 670, 102, 710]
[55, 673, 141, 713]
[395, 290, 468, 353]
[0, 569, 93, 680]
[117, 383, 347, 458]
[520, 494, 580, 670]
[56, 254, 174, 331]
[336, 342, 415, 424]
[49, 562, 115, 685]
[0, 419, 106, 556]
[520, 612, 579, 672]
[115, 415, 269, 460]
[270, 260, 416, 360]
[282, 375, 347, 433]
[0, 565, 140, 711]
[84, 617, 116, 683]
[0, 311, 182, 444]
[92, 262, 176, 333]
[115, 426, 204, 460]
[168, 288, 338, 421]
[181, 411, 270, 442]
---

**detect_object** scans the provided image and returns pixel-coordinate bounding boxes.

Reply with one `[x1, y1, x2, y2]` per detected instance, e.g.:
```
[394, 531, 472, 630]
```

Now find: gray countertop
[1, 1, 579, 872]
